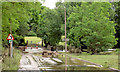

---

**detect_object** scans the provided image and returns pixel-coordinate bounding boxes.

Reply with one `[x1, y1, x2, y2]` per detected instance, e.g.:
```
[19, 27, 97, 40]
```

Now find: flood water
[34, 54, 115, 72]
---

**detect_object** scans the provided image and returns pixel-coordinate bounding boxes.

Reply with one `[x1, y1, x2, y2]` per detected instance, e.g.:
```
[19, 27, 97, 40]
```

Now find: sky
[39, 0, 60, 9]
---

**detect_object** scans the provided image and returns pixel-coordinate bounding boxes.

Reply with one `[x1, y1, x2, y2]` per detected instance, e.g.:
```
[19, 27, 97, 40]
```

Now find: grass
[2, 48, 22, 70]
[24, 36, 42, 44]
[60, 52, 118, 69]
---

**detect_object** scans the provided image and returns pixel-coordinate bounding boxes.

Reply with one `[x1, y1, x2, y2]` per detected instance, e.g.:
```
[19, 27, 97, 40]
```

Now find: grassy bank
[60, 52, 118, 69]
[2, 48, 22, 70]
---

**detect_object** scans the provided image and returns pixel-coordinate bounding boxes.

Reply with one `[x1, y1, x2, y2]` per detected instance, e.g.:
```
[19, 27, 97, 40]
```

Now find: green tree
[68, 2, 117, 54]
[2, 2, 28, 46]
[114, 2, 120, 48]
[37, 8, 62, 47]
[55, 2, 82, 46]
[2, 2, 43, 47]
[27, 2, 44, 33]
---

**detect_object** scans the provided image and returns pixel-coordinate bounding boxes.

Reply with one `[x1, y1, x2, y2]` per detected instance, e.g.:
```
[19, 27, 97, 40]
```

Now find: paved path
[18, 47, 45, 71]
[18, 53, 39, 70]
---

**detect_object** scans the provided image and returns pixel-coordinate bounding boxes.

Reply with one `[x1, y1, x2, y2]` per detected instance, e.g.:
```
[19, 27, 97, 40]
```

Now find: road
[18, 47, 59, 71]
[18, 47, 119, 72]
[19, 53, 39, 70]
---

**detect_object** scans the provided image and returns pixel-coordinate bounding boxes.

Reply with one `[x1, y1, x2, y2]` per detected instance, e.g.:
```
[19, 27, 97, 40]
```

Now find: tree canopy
[36, 8, 62, 46]
[2, 2, 43, 46]
[67, 2, 117, 54]
[2, 2, 119, 54]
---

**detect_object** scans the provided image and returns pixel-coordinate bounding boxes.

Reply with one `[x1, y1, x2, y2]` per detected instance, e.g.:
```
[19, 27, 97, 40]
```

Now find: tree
[2, 2, 43, 47]
[55, 2, 82, 46]
[68, 2, 117, 54]
[2, 2, 27, 46]
[114, 2, 120, 48]
[27, 2, 44, 33]
[36, 8, 62, 47]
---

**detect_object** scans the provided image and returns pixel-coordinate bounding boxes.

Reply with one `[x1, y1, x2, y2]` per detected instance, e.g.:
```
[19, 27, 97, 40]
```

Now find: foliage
[2, 2, 119, 54]
[27, 2, 44, 33]
[55, 2, 82, 35]
[2, 2, 29, 47]
[2, 2, 43, 47]
[67, 2, 117, 54]
[114, 2, 120, 48]
[27, 31, 37, 36]
[37, 8, 62, 46]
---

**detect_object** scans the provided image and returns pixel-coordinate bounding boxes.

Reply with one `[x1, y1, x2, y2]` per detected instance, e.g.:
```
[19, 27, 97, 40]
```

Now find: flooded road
[33, 54, 112, 71]
[18, 47, 116, 72]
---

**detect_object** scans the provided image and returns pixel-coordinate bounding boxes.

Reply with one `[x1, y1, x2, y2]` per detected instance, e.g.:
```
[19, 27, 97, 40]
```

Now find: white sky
[39, 0, 59, 9]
